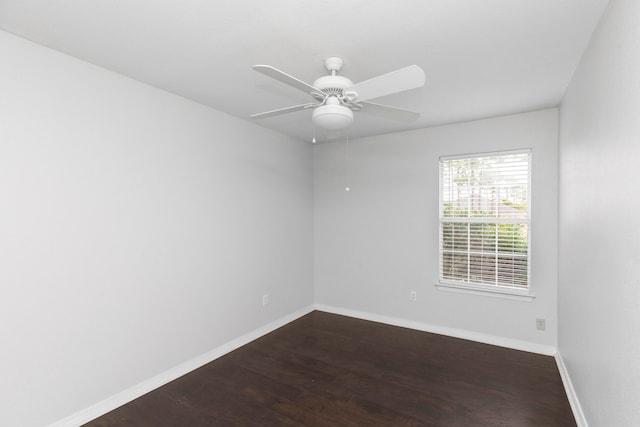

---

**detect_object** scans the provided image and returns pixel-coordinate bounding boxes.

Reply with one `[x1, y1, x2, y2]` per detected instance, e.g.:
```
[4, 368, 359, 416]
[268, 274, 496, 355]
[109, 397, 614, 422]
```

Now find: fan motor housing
[313, 75, 354, 96]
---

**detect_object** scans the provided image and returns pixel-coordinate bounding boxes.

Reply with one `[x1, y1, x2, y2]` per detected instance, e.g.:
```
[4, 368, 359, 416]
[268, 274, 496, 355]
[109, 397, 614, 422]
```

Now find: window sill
[435, 281, 535, 302]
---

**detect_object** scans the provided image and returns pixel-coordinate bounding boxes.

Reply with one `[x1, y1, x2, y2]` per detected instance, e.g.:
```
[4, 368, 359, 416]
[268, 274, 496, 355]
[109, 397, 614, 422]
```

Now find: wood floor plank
[83, 311, 575, 426]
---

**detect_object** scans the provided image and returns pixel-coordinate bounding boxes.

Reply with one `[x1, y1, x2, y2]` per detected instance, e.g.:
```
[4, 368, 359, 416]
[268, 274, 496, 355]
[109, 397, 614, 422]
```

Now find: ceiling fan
[251, 57, 425, 131]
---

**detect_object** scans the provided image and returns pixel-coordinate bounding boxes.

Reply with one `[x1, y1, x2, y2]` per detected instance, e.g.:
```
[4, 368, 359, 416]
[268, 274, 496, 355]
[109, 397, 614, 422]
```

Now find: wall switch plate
[410, 291, 417, 301]
[536, 318, 546, 331]
[262, 294, 269, 306]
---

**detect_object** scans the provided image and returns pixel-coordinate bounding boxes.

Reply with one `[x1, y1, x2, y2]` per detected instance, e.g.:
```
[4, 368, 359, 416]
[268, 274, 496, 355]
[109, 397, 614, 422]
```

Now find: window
[438, 150, 531, 298]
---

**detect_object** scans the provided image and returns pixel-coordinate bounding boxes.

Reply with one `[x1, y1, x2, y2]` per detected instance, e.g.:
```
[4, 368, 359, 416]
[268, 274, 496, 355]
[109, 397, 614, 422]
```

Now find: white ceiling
[0, 0, 609, 142]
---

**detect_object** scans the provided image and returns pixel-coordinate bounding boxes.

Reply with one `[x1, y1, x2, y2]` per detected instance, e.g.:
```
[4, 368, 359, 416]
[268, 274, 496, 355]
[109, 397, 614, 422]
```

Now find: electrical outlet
[262, 294, 269, 306]
[536, 318, 546, 331]
[410, 291, 417, 301]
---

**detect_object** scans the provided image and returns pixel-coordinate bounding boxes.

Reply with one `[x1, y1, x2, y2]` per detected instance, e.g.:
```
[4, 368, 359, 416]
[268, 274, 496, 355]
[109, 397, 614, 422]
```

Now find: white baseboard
[555, 351, 588, 427]
[48, 305, 315, 427]
[315, 304, 557, 356]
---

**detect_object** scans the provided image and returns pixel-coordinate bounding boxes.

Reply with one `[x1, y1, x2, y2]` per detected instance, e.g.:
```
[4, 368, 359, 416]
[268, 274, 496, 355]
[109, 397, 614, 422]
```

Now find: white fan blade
[250, 103, 315, 119]
[347, 65, 425, 102]
[360, 102, 420, 122]
[253, 65, 324, 98]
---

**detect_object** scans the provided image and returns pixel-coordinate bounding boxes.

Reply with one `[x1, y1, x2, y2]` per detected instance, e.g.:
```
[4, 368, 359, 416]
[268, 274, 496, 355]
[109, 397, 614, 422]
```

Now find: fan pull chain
[345, 129, 351, 192]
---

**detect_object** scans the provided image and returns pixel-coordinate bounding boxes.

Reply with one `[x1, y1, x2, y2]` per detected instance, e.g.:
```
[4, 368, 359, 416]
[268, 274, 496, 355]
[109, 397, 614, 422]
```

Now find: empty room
[1, 1, 638, 426]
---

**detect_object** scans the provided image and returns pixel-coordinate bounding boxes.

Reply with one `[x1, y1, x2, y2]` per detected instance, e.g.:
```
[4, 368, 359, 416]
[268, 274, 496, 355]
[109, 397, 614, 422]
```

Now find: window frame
[436, 149, 534, 301]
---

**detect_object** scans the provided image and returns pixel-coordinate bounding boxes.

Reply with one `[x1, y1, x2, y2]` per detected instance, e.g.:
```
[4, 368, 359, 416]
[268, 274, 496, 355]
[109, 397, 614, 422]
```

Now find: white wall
[314, 109, 558, 352]
[559, 0, 640, 425]
[0, 30, 313, 427]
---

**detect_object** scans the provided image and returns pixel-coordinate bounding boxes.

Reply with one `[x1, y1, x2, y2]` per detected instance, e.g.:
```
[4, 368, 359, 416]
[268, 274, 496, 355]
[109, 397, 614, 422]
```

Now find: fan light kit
[251, 56, 425, 132]
[312, 97, 353, 130]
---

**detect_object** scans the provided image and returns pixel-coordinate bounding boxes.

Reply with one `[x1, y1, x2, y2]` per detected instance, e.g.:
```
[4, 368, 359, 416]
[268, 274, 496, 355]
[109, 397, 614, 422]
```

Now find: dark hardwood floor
[84, 311, 575, 426]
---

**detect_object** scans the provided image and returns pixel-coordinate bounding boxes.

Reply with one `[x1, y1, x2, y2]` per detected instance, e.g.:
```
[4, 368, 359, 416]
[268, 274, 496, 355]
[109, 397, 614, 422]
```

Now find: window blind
[439, 150, 531, 290]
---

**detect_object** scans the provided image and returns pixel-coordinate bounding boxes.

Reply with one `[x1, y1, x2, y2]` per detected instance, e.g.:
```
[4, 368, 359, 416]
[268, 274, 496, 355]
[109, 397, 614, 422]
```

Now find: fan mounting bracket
[324, 57, 344, 74]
